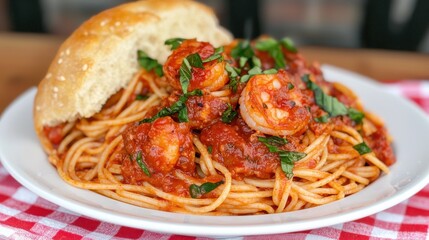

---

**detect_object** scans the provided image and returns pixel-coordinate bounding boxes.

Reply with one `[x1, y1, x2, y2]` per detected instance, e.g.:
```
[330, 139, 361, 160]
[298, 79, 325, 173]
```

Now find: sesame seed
[46, 73, 52, 79]
[53, 93, 58, 99]
[36, 106, 41, 111]
[58, 76, 65, 81]
[53, 87, 58, 92]
[83, 31, 89, 36]
[58, 58, 63, 64]
[82, 64, 88, 71]
[66, 48, 70, 55]
[115, 21, 121, 26]
[100, 20, 107, 26]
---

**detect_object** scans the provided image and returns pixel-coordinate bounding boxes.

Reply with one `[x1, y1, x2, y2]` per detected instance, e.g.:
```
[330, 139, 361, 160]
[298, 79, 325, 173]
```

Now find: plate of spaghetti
[1, 0, 429, 237]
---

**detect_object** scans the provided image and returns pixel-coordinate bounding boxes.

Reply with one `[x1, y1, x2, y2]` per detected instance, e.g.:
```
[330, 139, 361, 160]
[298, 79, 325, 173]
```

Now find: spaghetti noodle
[42, 38, 395, 215]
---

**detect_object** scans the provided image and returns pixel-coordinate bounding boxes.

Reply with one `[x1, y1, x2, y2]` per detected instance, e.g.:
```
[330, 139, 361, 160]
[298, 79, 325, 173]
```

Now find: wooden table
[1, 33, 429, 113]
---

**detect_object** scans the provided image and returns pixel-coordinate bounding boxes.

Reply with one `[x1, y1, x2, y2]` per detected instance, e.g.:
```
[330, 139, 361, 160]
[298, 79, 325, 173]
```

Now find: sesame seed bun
[33, 0, 232, 152]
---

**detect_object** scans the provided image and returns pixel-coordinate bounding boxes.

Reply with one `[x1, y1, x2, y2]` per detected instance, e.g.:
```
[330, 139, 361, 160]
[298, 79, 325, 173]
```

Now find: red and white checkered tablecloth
[1, 81, 429, 240]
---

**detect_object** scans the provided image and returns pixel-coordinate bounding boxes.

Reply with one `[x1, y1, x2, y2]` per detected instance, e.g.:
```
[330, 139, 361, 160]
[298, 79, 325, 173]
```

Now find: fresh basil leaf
[255, 38, 278, 51]
[179, 58, 192, 94]
[137, 50, 164, 77]
[280, 37, 298, 53]
[225, 64, 240, 93]
[258, 135, 305, 179]
[165, 38, 186, 50]
[221, 104, 238, 123]
[248, 66, 262, 75]
[135, 94, 149, 101]
[240, 75, 251, 83]
[279, 151, 306, 179]
[348, 108, 365, 124]
[263, 69, 278, 74]
[254, 38, 286, 69]
[239, 57, 248, 67]
[271, 45, 286, 68]
[314, 114, 329, 123]
[353, 142, 372, 155]
[186, 53, 204, 68]
[252, 56, 262, 67]
[178, 107, 189, 122]
[139, 89, 202, 123]
[231, 40, 254, 59]
[203, 46, 224, 63]
[257, 136, 288, 146]
[190, 180, 224, 198]
[302, 75, 348, 117]
[135, 151, 151, 176]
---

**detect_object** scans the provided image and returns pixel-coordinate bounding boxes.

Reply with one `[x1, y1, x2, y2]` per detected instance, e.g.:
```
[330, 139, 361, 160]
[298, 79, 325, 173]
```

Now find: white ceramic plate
[1, 65, 429, 237]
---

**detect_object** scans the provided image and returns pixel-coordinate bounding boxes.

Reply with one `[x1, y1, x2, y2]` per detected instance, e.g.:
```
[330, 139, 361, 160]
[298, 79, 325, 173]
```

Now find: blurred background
[0, 0, 428, 52]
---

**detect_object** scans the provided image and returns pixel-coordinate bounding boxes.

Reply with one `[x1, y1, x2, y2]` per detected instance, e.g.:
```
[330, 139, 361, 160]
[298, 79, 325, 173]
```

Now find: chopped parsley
[189, 180, 224, 198]
[137, 50, 163, 77]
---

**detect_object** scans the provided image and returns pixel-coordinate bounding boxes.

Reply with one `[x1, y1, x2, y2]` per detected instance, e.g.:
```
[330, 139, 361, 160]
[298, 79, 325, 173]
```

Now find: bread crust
[33, 0, 232, 153]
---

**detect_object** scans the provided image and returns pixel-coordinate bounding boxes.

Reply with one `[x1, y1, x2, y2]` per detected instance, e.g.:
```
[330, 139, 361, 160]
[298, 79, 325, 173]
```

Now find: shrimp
[122, 116, 195, 173]
[163, 39, 228, 92]
[239, 70, 310, 136]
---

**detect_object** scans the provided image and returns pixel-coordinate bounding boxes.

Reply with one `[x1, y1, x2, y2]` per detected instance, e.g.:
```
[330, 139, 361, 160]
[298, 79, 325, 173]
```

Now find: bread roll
[34, 0, 232, 148]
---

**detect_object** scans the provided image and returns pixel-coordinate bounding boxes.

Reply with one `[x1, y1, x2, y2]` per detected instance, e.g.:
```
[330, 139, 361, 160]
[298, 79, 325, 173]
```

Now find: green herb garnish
[203, 46, 224, 63]
[137, 50, 163, 77]
[221, 104, 238, 123]
[314, 114, 329, 123]
[257, 136, 288, 146]
[179, 53, 205, 94]
[353, 142, 372, 155]
[139, 89, 202, 123]
[240, 66, 277, 83]
[287, 83, 294, 90]
[280, 37, 298, 53]
[207, 146, 213, 154]
[348, 108, 365, 124]
[225, 63, 240, 93]
[135, 94, 149, 101]
[135, 151, 151, 176]
[190, 181, 224, 198]
[258, 136, 305, 179]
[302, 75, 365, 124]
[231, 40, 254, 59]
[165, 38, 186, 50]
[255, 38, 286, 69]
[231, 40, 261, 68]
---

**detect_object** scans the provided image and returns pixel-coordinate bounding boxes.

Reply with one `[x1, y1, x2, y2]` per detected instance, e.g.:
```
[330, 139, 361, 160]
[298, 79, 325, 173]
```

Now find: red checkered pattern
[1, 81, 429, 239]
